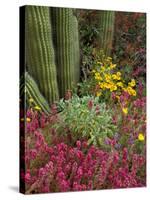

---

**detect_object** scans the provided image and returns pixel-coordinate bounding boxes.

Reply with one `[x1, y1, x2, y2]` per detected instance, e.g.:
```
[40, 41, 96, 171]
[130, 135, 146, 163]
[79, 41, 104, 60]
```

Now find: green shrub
[57, 95, 117, 147]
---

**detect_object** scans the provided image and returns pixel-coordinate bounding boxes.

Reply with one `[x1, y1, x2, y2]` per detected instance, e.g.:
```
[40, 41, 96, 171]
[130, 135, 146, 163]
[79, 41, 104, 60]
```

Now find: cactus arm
[24, 72, 50, 115]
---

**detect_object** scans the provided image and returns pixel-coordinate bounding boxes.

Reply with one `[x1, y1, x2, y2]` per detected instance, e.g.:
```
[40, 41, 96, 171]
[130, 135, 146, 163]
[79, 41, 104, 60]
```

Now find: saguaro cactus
[73, 15, 80, 84]
[99, 11, 115, 56]
[25, 6, 59, 104]
[51, 7, 80, 97]
[21, 72, 50, 114]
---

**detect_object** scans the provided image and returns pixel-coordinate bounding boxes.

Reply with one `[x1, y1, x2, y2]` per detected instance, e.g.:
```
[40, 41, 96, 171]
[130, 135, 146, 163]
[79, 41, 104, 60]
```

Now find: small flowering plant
[110, 95, 146, 155]
[56, 95, 117, 147]
[22, 127, 146, 194]
[90, 51, 137, 102]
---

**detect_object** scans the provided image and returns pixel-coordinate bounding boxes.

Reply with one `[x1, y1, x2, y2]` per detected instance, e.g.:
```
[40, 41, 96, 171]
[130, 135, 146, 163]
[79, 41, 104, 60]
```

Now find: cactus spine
[25, 6, 59, 104]
[99, 11, 115, 56]
[51, 8, 80, 97]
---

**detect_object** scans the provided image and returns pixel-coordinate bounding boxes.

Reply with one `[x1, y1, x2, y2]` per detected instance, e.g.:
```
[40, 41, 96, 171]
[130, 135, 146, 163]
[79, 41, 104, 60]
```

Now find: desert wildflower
[126, 86, 136, 96]
[122, 107, 128, 115]
[29, 98, 34, 103]
[34, 105, 41, 111]
[95, 72, 102, 80]
[110, 64, 116, 69]
[116, 72, 121, 77]
[129, 79, 136, 87]
[101, 66, 105, 72]
[26, 117, 31, 122]
[132, 90, 137, 96]
[117, 82, 123, 87]
[97, 61, 102, 64]
[116, 95, 120, 101]
[112, 74, 117, 80]
[96, 92, 102, 97]
[110, 85, 117, 91]
[138, 133, 145, 141]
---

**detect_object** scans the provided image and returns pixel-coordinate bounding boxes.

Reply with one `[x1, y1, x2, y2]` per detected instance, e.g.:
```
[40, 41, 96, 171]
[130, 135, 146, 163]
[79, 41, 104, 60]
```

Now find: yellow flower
[116, 72, 121, 77]
[26, 117, 31, 122]
[96, 92, 102, 97]
[101, 66, 105, 72]
[110, 84, 117, 91]
[138, 133, 145, 141]
[117, 82, 123, 87]
[95, 77, 102, 81]
[116, 95, 120, 100]
[110, 64, 116, 69]
[100, 83, 104, 89]
[128, 79, 136, 87]
[127, 86, 137, 96]
[107, 57, 112, 60]
[92, 69, 96, 73]
[97, 61, 102, 64]
[112, 74, 121, 80]
[20, 118, 24, 122]
[122, 107, 128, 115]
[105, 74, 111, 82]
[132, 90, 137, 96]
[112, 74, 117, 80]
[113, 85, 117, 90]
[34, 105, 41, 111]
[95, 72, 100, 76]
[95, 72, 102, 80]
[104, 83, 111, 89]
[29, 98, 34, 103]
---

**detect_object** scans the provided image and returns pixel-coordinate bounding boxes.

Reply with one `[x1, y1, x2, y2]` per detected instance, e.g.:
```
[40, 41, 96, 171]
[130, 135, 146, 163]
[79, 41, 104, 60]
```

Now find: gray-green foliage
[57, 95, 117, 147]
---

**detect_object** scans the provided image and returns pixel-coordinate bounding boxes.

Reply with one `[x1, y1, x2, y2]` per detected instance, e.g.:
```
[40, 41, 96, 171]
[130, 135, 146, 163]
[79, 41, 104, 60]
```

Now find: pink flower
[87, 100, 93, 110]
[76, 140, 81, 149]
[30, 149, 37, 159]
[39, 168, 46, 177]
[25, 171, 31, 183]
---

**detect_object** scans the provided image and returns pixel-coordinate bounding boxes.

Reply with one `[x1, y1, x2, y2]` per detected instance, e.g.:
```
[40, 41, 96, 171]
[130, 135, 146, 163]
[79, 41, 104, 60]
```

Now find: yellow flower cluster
[20, 117, 31, 122]
[124, 86, 136, 96]
[34, 105, 41, 111]
[138, 133, 145, 141]
[29, 98, 34, 103]
[92, 56, 136, 98]
[122, 107, 128, 115]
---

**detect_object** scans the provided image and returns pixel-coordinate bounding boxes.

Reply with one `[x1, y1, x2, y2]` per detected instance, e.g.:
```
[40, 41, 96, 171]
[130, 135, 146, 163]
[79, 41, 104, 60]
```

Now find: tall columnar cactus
[25, 6, 59, 104]
[51, 7, 80, 97]
[21, 72, 50, 114]
[99, 11, 115, 56]
[73, 15, 80, 84]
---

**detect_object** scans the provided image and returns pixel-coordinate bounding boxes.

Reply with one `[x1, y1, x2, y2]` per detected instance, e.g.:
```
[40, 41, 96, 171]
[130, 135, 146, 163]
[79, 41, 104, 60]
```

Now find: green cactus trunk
[22, 72, 50, 115]
[25, 6, 59, 104]
[51, 7, 80, 97]
[99, 11, 115, 56]
[73, 15, 80, 84]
